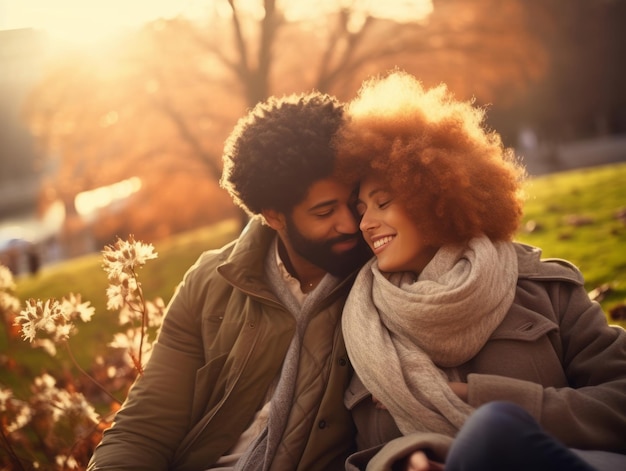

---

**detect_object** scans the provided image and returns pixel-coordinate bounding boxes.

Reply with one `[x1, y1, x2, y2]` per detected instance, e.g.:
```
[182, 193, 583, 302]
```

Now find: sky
[0, 0, 206, 45]
[0, 0, 433, 46]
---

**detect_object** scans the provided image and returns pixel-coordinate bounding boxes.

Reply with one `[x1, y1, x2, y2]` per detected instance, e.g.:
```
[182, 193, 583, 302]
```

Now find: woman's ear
[261, 209, 286, 231]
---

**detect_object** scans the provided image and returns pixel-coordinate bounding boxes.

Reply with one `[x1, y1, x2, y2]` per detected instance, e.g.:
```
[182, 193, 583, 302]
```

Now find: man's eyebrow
[308, 199, 338, 212]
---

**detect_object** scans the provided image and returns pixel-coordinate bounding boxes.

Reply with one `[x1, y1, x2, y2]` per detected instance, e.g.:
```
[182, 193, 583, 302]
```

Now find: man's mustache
[327, 233, 361, 247]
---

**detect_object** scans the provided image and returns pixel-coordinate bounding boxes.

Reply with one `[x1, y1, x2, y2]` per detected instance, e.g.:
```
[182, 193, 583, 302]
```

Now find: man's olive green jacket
[88, 217, 357, 470]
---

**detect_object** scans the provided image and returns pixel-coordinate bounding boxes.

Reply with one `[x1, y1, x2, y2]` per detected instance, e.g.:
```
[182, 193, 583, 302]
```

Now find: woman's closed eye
[377, 198, 392, 209]
[355, 197, 392, 217]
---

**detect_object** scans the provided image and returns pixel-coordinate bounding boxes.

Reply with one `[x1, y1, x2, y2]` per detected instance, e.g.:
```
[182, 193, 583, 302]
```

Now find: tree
[24, 0, 549, 245]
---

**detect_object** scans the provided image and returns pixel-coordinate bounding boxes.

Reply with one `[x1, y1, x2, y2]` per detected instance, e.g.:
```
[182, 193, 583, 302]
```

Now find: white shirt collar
[273, 236, 308, 305]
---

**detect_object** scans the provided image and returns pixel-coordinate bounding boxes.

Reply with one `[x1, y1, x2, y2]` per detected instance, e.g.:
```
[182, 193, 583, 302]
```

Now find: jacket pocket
[344, 374, 371, 410]
[489, 304, 558, 342]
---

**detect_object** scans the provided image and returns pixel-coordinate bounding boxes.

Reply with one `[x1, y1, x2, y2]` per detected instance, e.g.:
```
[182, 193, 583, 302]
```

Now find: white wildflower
[52, 322, 74, 343]
[14, 299, 64, 343]
[102, 236, 157, 282]
[32, 338, 58, 356]
[106, 283, 125, 311]
[109, 328, 156, 368]
[132, 240, 158, 266]
[146, 297, 165, 328]
[108, 330, 134, 350]
[50, 389, 100, 425]
[106, 274, 138, 313]
[0, 386, 12, 410]
[56, 455, 79, 469]
[118, 304, 142, 325]
[6, 402, 32, 433]
[61, 293, 95, 323]
[32, 373, 58, 398]
[0, 291, 20, 314]
[31, 375, 99, 425]
[14, 294, 95, 345]
[0, 385, 32, 432]
[0, 264, 15, 291]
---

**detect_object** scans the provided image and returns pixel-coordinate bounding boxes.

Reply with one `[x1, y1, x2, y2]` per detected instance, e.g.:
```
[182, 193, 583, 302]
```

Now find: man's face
[282, 177, 371, 277]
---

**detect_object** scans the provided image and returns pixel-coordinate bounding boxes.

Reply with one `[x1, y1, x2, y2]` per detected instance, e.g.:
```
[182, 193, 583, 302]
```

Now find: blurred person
[334, 71, 626, 471]
[26, 243, 41, 276]
[88, 91, 371, 470]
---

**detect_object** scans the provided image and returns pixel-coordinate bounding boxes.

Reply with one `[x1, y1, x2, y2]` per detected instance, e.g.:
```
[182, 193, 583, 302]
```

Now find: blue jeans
[445, 402, 597, 471]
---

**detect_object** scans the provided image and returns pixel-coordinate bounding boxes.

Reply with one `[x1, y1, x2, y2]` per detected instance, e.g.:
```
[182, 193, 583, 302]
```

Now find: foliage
[23, 0, 551, 245]
[2, 235, 165, 470]
[0, 220, 239, 469]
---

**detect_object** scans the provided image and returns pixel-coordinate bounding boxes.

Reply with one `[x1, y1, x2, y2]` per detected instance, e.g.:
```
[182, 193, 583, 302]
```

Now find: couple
[88, 71, 626, 471]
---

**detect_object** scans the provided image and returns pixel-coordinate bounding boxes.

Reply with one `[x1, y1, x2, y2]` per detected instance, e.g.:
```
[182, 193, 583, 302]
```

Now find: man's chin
[331, 238, 359, 254]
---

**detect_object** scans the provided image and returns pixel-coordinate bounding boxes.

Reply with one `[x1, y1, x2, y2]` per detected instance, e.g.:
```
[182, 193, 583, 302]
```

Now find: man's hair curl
[220, 92, 344, 215]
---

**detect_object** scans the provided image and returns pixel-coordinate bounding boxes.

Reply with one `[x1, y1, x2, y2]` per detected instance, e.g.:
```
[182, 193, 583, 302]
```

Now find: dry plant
[1, 237, 164, 470]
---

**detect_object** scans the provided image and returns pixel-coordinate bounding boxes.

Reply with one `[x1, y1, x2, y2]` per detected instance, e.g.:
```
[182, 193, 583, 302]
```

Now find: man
[88, 91, 371, 470]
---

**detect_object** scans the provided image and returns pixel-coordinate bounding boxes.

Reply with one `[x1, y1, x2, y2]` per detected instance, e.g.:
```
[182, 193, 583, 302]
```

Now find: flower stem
[0, 426, 28, 471]
[64, 341, 121, 405]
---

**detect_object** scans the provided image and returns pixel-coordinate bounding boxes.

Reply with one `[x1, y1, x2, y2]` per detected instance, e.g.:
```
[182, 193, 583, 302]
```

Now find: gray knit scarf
[342, 236, 518, 436]
[234, 246, 339, 471]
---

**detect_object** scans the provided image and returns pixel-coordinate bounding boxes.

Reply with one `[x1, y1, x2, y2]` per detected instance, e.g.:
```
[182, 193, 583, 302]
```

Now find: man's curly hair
[220, 92, 344, 215]
[335, 70, 526, 245]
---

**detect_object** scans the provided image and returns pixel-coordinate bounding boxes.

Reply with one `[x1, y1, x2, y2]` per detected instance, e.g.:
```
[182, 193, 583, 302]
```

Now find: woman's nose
[359, 211, 377, 232]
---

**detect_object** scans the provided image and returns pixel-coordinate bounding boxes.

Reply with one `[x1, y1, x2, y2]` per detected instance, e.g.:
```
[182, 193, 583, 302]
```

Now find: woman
[335, 71, 626, 470]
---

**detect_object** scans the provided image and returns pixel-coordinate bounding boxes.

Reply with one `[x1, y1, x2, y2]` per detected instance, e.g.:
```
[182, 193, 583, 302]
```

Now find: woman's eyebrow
[361, 188, 387, 199]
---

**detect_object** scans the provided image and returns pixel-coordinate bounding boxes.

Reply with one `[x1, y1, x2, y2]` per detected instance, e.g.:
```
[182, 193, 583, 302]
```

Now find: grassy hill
[1, 163, 625, 392]
[1, 218, 241, 394]
[515, 163, 626, 322]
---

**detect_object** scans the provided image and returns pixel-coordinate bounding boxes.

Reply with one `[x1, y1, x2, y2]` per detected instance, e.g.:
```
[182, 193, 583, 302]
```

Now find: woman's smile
[372, 235, 394, 251]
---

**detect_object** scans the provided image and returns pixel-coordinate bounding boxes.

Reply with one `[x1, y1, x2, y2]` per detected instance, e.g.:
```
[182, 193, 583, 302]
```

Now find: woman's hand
[448, 382, 468, 402]
[399, 451, 445, 471]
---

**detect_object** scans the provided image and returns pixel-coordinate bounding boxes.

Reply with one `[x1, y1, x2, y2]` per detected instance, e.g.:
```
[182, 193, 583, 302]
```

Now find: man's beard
[284, 216, 371, 277]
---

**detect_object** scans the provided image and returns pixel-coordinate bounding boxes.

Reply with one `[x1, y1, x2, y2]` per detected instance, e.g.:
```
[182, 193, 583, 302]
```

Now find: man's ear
[261, 209, 286, 231]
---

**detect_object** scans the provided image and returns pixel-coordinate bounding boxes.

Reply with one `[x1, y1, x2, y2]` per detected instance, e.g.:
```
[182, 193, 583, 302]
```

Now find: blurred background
[1, 0, 625, 277]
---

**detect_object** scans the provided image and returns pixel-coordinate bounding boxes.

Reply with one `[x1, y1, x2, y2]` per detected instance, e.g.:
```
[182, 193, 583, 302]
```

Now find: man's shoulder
[186, 239, 238, 282]
[183, 217, 273, 285]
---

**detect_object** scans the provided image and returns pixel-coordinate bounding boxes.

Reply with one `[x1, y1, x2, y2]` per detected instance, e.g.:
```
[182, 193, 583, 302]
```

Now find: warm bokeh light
[74, 177, 142, 220]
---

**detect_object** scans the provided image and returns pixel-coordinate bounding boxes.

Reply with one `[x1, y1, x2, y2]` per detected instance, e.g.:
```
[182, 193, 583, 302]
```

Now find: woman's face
[356, 174, 438, 275]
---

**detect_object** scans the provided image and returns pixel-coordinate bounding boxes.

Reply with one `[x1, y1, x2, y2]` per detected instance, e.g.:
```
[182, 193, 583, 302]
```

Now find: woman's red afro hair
[334, 70, 526, 245]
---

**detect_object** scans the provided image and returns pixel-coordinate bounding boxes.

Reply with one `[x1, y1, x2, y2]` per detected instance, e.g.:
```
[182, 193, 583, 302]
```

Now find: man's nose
[336, 205, 360, 234]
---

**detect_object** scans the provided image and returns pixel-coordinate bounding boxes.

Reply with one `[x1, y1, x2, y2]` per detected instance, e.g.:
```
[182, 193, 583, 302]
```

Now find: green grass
[1, 218, 241, 394]
[515, 163, 626, 328]
[1, 163, 625, 393]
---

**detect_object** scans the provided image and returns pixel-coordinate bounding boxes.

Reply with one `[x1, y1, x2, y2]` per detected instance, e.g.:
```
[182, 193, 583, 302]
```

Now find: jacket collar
[217, 216, 362, 303]
[217, 216, 278, 300]
[514, 242, 584, 285]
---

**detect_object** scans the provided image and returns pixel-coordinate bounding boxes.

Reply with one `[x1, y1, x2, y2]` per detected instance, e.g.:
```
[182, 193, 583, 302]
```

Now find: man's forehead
[300, 177, 356, 208]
